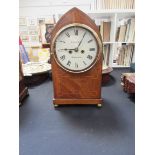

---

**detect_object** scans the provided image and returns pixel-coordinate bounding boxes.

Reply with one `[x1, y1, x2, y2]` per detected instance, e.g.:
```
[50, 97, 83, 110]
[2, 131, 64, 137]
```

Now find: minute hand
[77, 31, 87, 48]
[59, 48, 76, 51]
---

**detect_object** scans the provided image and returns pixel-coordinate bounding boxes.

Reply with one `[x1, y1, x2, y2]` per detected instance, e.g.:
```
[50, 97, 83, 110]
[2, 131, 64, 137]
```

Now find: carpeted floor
[19, 68, 135, 155]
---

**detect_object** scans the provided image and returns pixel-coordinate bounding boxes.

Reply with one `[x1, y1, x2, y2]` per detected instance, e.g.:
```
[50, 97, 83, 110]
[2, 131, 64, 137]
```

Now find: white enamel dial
[54, 25, 99, 72]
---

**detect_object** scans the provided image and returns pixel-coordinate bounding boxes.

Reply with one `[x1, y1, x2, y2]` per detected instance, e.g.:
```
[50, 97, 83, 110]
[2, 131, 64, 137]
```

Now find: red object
[123, 75, 135, 94]
[19, 36, 22, 45]
[102, 67, 113, 85]
[125, 76, 135, 93]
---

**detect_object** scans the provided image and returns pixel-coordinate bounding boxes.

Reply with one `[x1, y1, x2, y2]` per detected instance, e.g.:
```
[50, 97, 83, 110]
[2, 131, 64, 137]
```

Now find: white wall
[19, 0, 92, 17]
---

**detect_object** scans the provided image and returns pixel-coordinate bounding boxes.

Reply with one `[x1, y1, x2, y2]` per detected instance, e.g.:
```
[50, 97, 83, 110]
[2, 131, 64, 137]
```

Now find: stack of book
[94, 19, 111, 42]
[115, 44, 134, 66]
[91, 0, 135, 10]
[100, 21, 111, 42]
[116, 18, 135, 42]
[103, 44, 110, 66]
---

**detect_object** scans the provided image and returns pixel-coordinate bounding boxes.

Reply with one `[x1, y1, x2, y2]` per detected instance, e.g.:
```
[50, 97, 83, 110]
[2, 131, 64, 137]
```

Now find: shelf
[112, 65, 130, 68]
[87, 9, 135, 18]
[51, 9, 135, 19]
[103, 42, 135, 44]
[88, 9, 135, 14]
[57, 9, 135, 15]
[103, 42, 114, 44]
[115, 42, 135, 44]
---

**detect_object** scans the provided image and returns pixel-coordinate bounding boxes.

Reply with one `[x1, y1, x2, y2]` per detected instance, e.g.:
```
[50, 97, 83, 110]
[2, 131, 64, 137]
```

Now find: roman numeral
[60, 55, 65, 61]
[87, 55, 93, 60]
[89, 48, 95, 51]
[88, 39, 93, 43]
[67, 60, 71, 66]
[74, 28, 78, 36]
[83, 61, 87, 65]
[75, 63, 78, 68]
[65, 32, 70, 37]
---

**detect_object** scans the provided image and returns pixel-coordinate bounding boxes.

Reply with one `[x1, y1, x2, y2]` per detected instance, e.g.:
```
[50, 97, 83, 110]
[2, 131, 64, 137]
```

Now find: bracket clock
[50, 7, 103, 107]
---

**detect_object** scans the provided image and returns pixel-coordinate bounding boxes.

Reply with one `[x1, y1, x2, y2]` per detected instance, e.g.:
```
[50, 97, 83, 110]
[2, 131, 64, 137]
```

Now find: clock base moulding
[53, 98, 103, 107]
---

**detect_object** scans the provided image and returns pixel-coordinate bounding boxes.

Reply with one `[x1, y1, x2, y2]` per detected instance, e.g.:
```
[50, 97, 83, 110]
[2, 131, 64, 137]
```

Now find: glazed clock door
[54, 25, 100, 73]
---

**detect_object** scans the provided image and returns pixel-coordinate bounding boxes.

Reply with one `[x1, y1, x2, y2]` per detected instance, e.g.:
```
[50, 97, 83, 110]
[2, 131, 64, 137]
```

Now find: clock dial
[54, 25, 99, 72]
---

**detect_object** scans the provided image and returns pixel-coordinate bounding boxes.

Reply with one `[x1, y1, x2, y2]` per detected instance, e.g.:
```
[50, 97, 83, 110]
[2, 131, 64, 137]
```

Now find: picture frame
[30, 35, 39, 42]
[20, 35, 29, 42]
[28, 26, 38, 35]
[40, 23, 54, 44]
[19, 26, 28, 35]
[19, 17, 27, 26]
[37, 18, 45, 25]
[27, 18, 37, 26]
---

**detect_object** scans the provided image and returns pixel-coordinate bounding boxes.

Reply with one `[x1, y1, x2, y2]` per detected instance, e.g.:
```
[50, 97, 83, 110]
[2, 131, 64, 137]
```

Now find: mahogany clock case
[50, 7, 103, 106]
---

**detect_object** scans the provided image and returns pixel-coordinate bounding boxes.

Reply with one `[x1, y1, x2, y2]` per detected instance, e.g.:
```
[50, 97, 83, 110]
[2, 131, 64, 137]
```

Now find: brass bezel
[51, 23, 102, 73]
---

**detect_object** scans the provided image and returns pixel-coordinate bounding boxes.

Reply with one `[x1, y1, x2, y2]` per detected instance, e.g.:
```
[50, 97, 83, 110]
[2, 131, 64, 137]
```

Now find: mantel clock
[50, 7, 103, 107]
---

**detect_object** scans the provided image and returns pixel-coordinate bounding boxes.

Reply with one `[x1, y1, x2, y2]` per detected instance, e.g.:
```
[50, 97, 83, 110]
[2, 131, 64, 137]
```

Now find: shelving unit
[86, 9, 135, 68]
